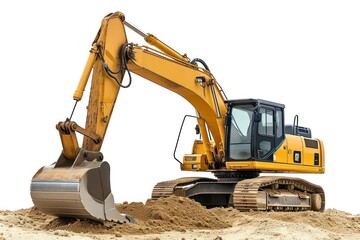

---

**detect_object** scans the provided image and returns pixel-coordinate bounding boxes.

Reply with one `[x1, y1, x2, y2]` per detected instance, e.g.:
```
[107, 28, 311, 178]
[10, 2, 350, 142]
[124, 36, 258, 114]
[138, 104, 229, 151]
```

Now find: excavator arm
[30, 11, 229, 222]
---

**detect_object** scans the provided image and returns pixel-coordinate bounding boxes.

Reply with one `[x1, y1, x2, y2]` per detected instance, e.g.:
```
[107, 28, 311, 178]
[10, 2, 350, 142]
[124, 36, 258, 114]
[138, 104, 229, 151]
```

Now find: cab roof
[225, 98, 285, 109]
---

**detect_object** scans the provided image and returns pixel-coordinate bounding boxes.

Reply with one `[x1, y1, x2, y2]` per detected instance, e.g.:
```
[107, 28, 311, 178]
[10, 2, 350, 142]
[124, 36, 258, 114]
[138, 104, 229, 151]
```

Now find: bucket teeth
[30, 156, 134, 223]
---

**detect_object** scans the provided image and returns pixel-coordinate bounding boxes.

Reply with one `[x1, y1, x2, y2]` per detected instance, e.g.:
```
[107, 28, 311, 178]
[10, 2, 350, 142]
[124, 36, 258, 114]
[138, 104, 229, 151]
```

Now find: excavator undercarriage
[152, 175, 325, 212]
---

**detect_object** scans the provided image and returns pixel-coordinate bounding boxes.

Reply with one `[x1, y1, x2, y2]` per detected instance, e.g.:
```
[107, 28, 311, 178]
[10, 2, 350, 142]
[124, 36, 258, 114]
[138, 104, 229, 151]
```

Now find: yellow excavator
[30, 12, 325, 223]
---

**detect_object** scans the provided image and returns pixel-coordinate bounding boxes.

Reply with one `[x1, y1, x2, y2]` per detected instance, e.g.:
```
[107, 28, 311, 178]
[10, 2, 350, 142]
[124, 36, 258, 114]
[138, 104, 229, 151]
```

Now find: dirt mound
[1, 196, 360, 239]
[119, 195, 229, 228]
[44, 195, 229, 235]
[0, 195, 229, 237]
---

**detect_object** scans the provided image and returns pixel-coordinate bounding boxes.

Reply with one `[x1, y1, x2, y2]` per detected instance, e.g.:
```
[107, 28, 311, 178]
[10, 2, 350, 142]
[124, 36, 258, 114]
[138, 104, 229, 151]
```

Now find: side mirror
[195, 124, 200, 135]
[254, 112, 261, 122]
[225, 115, 232, 127]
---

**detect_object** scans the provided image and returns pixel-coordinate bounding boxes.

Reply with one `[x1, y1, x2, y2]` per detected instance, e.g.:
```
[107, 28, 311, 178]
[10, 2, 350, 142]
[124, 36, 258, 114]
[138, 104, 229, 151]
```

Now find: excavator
[30, 12, 325, 223]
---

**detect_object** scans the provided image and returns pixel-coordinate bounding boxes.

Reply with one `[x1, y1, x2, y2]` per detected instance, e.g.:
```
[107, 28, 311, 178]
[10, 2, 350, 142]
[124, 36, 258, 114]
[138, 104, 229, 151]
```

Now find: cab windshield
[228, 105, 254, 160]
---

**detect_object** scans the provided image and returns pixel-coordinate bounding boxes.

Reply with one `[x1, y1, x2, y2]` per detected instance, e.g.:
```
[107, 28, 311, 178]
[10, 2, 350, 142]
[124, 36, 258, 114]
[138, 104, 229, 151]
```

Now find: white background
[0, 1, 359, 214]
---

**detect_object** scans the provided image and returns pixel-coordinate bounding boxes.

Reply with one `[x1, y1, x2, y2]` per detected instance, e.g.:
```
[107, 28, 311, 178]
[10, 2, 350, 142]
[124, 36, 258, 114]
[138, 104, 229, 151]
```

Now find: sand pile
[117, 195, 230, 231]
[40, 195, 230, 235]
[0, 195, 230, 238]
[1, 196, 360, 239]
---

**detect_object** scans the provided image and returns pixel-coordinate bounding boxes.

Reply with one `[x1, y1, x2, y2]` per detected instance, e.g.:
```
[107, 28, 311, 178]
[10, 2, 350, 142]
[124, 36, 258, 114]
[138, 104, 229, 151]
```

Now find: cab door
[254, 106, 285, 161]
[255, 107, 275, 160]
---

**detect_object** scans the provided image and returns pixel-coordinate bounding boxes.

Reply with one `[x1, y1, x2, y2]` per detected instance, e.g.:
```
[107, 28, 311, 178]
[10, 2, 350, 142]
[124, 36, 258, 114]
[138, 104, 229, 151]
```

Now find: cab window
[258, 108, 274, 136]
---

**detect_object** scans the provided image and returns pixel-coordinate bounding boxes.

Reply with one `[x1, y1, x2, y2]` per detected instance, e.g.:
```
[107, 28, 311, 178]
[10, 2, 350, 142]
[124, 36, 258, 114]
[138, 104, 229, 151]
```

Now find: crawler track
[152, 177, 218, 199]
[233, 176, 325, 211]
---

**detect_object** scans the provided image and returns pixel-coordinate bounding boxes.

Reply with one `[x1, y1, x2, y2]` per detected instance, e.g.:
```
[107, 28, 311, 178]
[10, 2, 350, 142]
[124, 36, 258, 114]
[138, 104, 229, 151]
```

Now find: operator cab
[225, 99, 285, 162]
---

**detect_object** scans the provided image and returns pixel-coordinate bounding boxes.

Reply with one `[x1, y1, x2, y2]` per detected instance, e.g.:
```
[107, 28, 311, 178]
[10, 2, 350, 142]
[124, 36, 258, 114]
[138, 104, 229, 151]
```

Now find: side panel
[273, 139, 288, 164]
[285, 134, 323, 168]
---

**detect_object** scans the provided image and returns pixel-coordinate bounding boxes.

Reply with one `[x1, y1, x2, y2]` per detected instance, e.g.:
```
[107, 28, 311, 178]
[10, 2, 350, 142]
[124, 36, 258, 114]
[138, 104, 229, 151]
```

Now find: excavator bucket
[30, 149, 135, 223]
